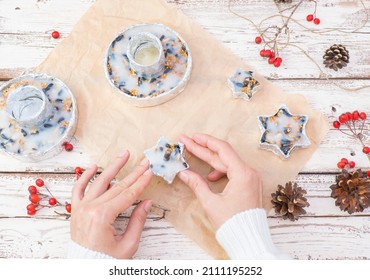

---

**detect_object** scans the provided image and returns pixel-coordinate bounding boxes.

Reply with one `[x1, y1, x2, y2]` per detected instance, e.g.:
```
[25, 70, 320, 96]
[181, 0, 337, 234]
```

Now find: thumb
[119, 200, 152, 257]
[178, 169, 213, 203]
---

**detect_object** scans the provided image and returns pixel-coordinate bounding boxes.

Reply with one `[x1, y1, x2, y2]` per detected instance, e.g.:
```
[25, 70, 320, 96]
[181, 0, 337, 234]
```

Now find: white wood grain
[0, 218, 211, 259]
[0, 0, 370, 79]
[1, 216, 369, 259]
[0, 172, 369, 259]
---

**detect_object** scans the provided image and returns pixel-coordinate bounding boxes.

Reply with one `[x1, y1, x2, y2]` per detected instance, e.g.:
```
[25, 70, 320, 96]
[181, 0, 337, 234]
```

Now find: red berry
[352, 111, 360, 120]
[339, 114, 348, 123]
[314, 18, 320, 25]
[265, 50, 272, 57]
[35, 178, 44, 187]
[269, 51, 275, 58]
[255, 36, 262, 44]
[29, 193, 40, 204]
[363, 146, 370, 154]
[260, 50, 266, 57]
[28, 185, 37, 194]
[51, 31, 60, 39]
[27, 204, 36, 212]
[273, 60, 281, 67]
[268, 57, 275, 64]
[74, 166, 83, 175]
[275, 57, 282, 63]
[27, 210, 36, 216]
[337, 161, 346, 169]
[346, 112, 352, 121]
[333, 121, 341, 129]
[348, 161, 356, 168]
[367, 170, 370, 177]
[49, 197, 57, 206]
[306, 14, 314, 22]
[360, 112, 367, 120]
[340, 158, 348, 164]
[65, 203, 72, 213]
[64, 143, 73, 151]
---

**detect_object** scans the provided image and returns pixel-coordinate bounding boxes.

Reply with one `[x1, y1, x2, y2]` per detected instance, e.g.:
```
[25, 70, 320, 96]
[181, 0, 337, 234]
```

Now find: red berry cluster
[337, 158, 370, 178]
[333, 111, 366, 128]
[62, 141, 74, 152]
[333, 110, 369, 158]
[306, 14, 320, 25]
[336, 158, 355, 169]
[26, 178, 71, 216]
[256, 39, 283, 68]
[332, 111, 367, 132]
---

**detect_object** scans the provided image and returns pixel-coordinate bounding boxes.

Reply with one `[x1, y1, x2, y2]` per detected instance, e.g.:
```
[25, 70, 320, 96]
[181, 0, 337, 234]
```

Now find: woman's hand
[70, 150, 153, 258]
[178, 134, 262, 229]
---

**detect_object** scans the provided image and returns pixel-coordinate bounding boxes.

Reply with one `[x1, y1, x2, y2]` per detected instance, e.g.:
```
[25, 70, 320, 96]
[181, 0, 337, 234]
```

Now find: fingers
[178, 169, 213, 203]
[192, 133, 243, 167]
[105, 169, 153, 218]
[96, 158, 150, 204]
[72, 164, 98, 206]
[207, 169, 226, 182]
[179, 134, 227, 173]
[85, 150, 130, 201]
[113, 159, 150, 190]
[118, 200, 152, 256]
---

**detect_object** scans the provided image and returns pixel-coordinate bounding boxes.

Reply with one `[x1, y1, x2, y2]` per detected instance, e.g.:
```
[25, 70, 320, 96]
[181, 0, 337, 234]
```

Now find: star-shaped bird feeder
[258, 105, 311, 159]
[227, 68, 261, 101]
[144, 136, 189, 184]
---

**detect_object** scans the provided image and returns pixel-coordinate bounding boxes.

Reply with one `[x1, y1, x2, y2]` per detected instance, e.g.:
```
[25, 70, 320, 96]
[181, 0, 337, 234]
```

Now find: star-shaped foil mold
[227, 68, 261, 101]
[144, 136, 189, 184]
[258, 105, 311, 159]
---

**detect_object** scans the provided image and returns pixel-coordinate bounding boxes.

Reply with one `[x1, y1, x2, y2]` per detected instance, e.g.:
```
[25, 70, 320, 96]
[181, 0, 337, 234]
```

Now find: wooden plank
[0, 218, 210, 259]
[0, 0, 370, 79]
[269, 217, 370, 260]
[1, 216, 369, 259]
[0, 173, 369, 219]
[0, 78, 368, 173]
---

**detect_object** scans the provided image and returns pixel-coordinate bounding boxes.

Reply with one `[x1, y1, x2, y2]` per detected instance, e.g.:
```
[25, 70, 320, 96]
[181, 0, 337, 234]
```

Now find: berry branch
[26, 167, 169, 221]
[254, 0, 320, 68]
[332, 111, 370, 171]
[26, 178, 71, 216]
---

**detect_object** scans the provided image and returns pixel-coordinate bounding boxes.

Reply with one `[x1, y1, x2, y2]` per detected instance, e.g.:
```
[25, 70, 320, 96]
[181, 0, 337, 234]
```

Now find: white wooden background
[0, 0, 370, 259]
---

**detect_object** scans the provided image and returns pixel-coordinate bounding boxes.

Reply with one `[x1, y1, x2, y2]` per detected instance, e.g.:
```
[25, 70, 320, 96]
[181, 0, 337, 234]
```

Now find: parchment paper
[37, 0, 328, 259]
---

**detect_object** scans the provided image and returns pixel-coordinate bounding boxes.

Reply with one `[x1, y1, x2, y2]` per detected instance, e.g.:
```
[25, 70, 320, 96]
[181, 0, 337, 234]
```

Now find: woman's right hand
[178, 133, 263, 229]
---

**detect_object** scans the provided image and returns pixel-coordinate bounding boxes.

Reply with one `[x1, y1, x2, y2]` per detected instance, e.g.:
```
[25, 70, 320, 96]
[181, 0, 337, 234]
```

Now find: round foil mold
[0, 74, 77, 161]
[104, 23, 192, 107]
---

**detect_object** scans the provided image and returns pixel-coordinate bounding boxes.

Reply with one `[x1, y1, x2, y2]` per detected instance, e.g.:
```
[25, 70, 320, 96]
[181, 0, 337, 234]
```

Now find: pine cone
[330, 169, 370, 214]
[274, 0, 292, 3]
[323, 44, 349, 71]
[271, 181, 310, 221]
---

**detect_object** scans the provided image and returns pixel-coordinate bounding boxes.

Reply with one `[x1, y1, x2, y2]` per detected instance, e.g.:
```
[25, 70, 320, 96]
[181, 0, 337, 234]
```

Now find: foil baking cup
[0, 74, 77, 161]
[258, 105, 310, 159]
[104, 23, 192, 107]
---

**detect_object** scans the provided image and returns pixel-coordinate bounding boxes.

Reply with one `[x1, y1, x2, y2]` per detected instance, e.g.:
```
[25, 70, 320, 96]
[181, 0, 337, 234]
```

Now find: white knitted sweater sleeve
[67, 240, 114, 259]
[216, 208, 291, 260]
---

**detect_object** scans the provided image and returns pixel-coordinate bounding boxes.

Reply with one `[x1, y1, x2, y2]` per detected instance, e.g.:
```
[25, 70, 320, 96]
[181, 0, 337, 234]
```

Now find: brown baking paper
[37, 0, 328, 259]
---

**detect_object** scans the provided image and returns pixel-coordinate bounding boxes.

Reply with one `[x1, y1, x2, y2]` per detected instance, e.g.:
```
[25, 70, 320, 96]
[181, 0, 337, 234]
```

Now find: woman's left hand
[70, 150, 153, 258]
